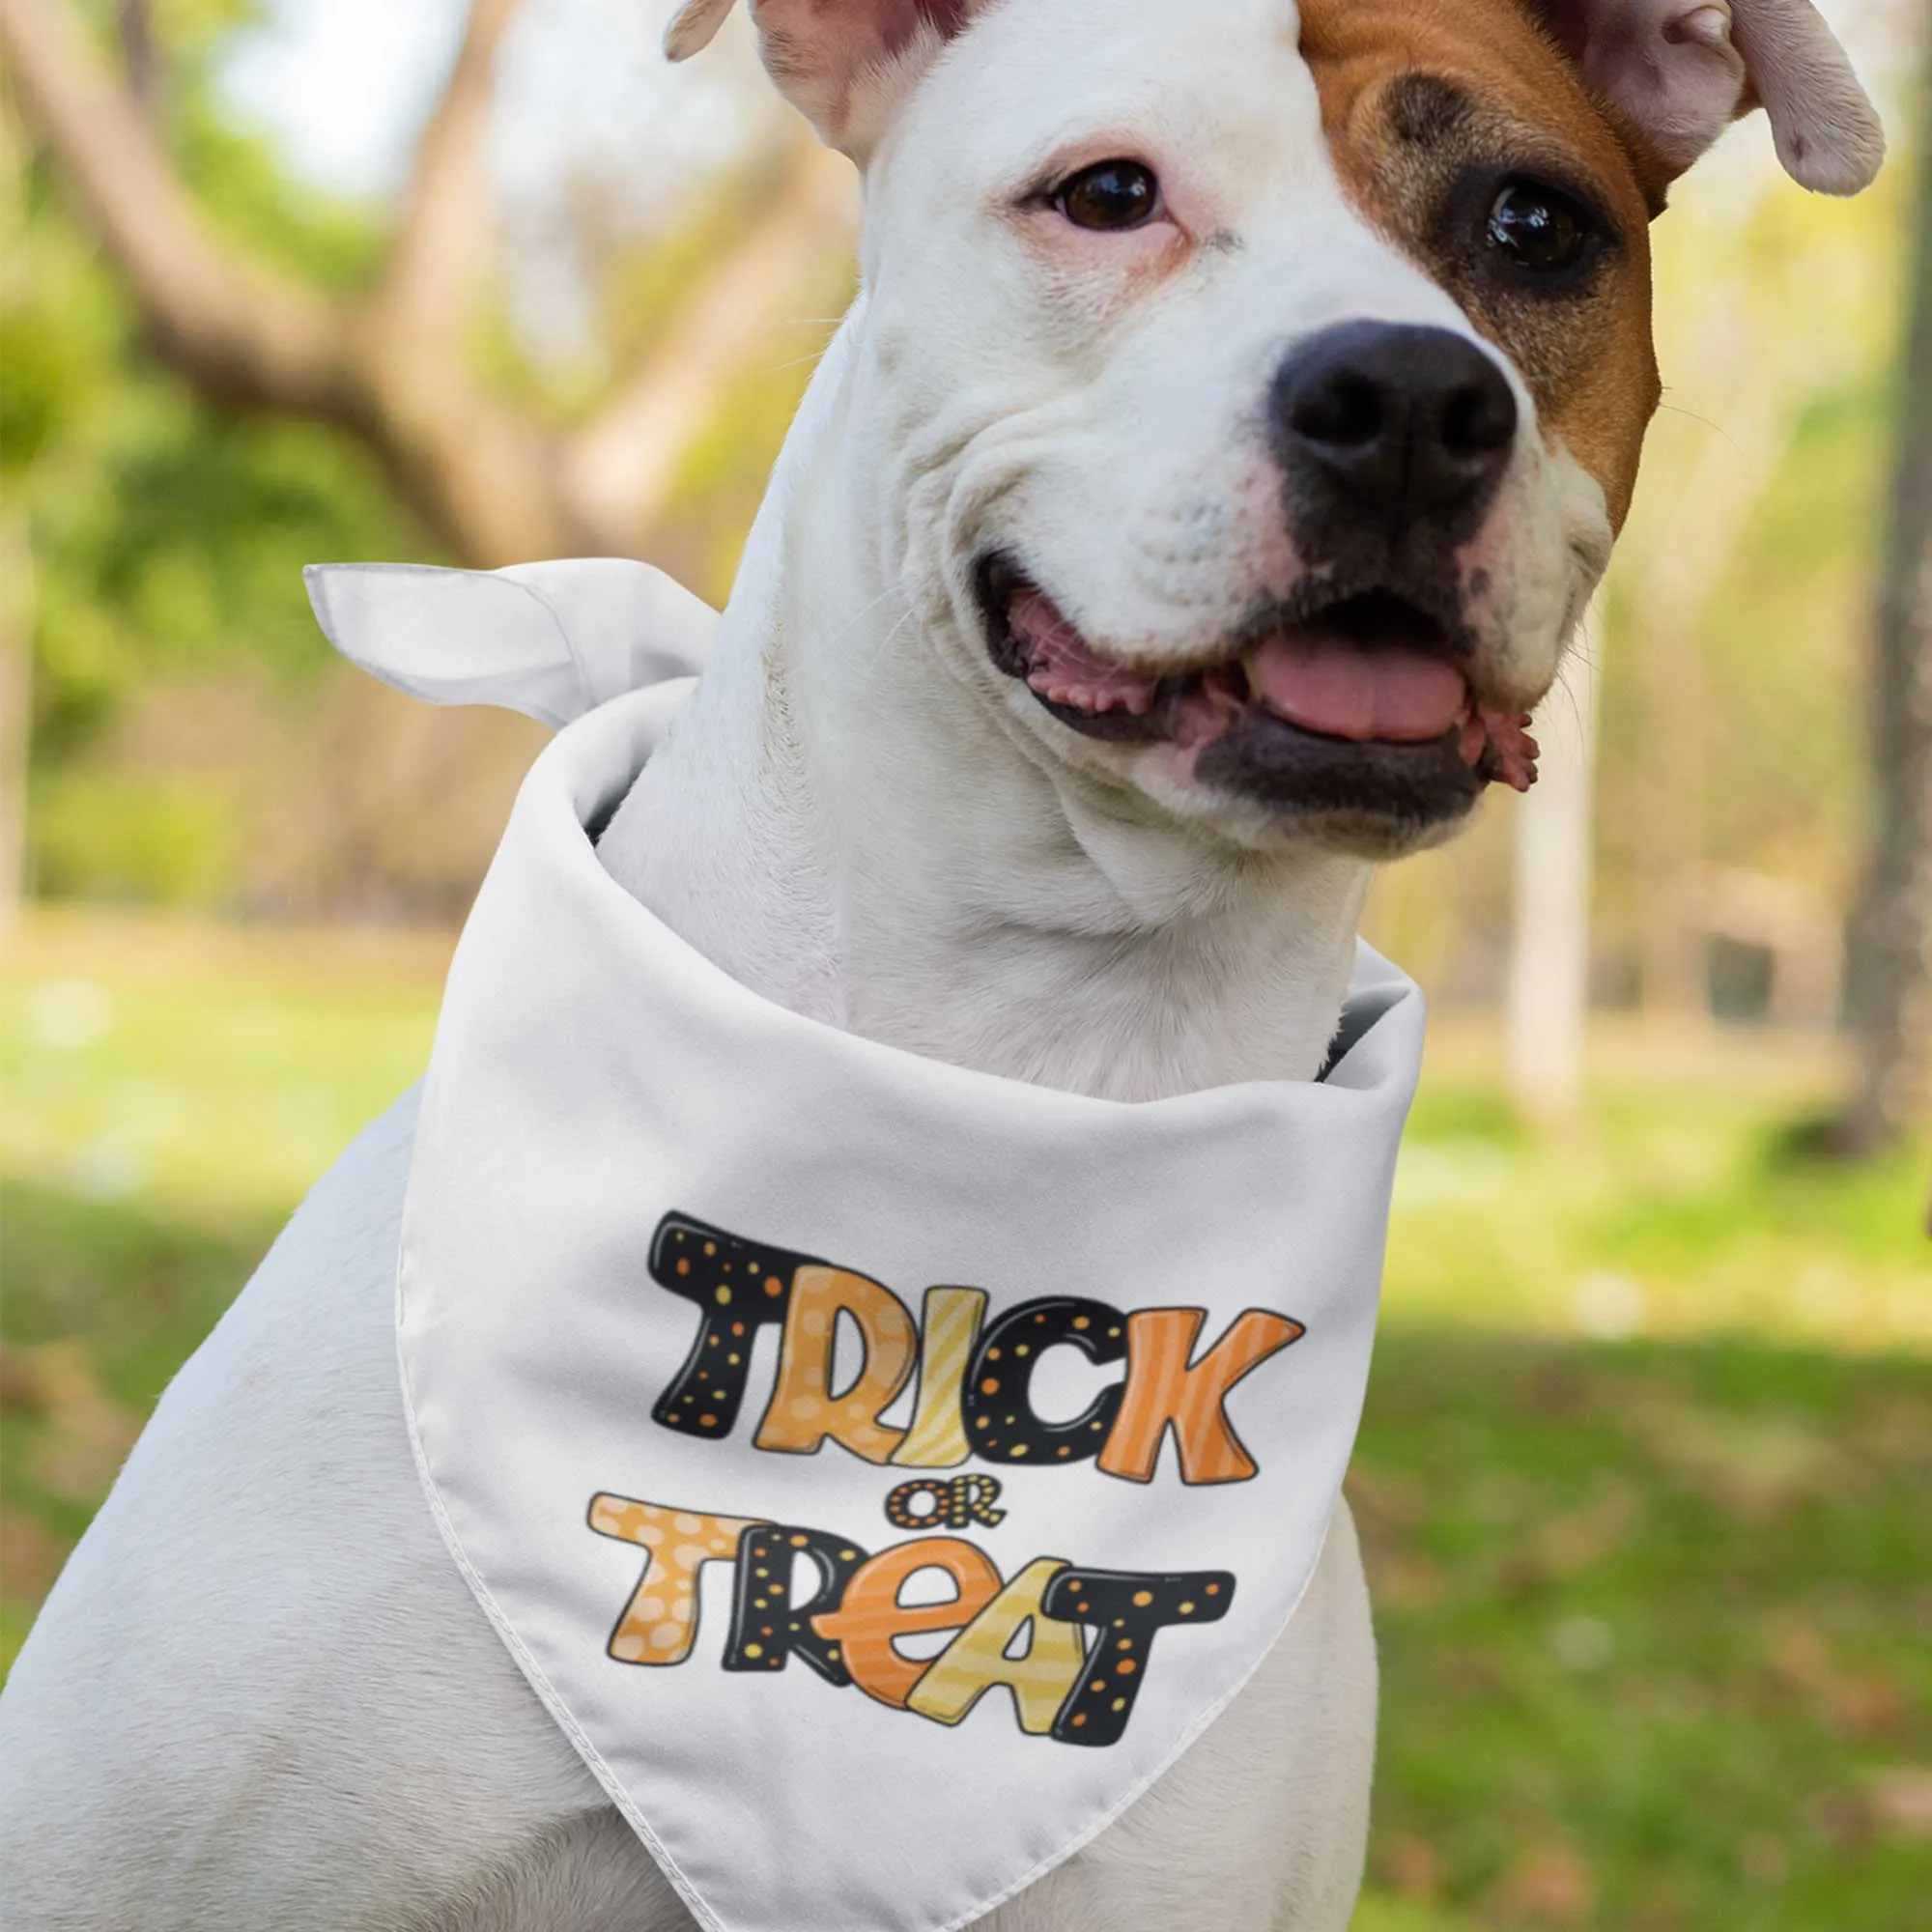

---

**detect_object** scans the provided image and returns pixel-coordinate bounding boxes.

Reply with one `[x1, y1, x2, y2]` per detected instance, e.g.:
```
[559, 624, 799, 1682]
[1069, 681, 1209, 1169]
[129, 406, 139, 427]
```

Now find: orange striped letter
[810, 1536, 1002, 1709]
[1096, 1307, 1304, 1485]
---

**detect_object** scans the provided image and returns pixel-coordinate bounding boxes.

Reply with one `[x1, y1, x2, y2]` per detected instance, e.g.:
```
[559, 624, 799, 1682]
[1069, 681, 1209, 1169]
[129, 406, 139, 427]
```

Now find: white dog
[0, 2, 1880, 1928]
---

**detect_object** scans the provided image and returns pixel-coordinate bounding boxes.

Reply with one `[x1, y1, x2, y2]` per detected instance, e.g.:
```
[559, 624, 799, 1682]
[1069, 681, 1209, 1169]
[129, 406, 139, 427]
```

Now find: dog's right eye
[1485, 180, 1597, 275]
[1054, 160, 1162, 232]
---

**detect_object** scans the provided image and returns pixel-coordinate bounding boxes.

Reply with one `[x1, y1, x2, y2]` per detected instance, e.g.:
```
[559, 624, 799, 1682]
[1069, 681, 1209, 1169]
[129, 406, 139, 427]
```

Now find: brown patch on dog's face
[1300, 0, 1661, 530]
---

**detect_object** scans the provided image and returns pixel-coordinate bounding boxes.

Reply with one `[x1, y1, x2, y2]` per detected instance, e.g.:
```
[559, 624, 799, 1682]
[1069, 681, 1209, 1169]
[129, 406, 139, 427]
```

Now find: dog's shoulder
[0, 1083, 615, 1930]
[1, 1088, 426, 1718]
[244, 1081, 422, 1330]
[127, 1084, 424, 1471]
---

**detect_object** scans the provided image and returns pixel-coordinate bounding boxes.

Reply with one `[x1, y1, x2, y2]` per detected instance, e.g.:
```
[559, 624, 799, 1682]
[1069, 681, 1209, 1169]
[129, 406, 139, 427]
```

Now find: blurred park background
[1, 1, 1928, 1926]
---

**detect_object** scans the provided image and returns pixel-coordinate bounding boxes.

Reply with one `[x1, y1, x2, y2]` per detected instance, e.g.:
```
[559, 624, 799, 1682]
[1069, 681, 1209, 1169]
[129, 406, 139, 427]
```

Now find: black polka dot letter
[649, 1214, 820, 1439]
[1041, 1566, 1235, 1747]
[724, 1525, 871, 1686]
[961, 1296, 1127, 1465]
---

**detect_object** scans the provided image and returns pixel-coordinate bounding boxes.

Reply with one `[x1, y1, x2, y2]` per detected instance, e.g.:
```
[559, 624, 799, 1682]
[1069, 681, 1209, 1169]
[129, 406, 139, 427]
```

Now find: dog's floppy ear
[665, 0, 973, 158]
[1532, 0, 1884, 194]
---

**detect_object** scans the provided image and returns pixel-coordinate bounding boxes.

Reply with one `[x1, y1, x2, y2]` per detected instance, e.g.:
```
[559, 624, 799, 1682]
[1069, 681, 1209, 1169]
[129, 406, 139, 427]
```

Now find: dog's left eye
[1055, 160, 1162, 232]
[1486, 181, 1593, 272]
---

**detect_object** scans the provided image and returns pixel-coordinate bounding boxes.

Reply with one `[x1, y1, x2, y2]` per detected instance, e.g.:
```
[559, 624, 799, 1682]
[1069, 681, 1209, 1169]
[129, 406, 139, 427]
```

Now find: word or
[649, 1214, 1304, 1486]
[885, 1474, 1006, 1529]
[587, 1494, 1234, 1748]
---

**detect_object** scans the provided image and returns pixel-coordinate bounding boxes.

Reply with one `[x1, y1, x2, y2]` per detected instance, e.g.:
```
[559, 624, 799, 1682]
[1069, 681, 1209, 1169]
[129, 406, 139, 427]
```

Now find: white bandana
[310, 560, 1425, 1932]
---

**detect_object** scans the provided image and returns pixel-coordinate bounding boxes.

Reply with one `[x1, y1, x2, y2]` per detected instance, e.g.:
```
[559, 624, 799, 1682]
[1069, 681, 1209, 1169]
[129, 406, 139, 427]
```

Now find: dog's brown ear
[1532, 0, 1884, 195]
[665, 0, 973, 159]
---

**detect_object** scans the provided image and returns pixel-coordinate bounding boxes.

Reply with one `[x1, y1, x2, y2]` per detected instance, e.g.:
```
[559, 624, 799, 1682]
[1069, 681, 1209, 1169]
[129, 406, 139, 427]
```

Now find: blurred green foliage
[1390, 1065, 1926, 1350]
[29, 770, 237, 903]
[1627, 149, 1911, 974]
[3, 1, 428, 900]
[2, 3, 852, 914]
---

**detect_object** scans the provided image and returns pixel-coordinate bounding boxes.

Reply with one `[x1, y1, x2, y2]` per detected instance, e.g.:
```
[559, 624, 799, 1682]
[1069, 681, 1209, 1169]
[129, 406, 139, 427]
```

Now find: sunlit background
[1, 3, 1927, 1927]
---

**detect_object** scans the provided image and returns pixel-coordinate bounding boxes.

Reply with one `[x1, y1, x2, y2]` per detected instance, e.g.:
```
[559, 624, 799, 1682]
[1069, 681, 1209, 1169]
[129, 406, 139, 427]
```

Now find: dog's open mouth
[979, 557, 1538, 817]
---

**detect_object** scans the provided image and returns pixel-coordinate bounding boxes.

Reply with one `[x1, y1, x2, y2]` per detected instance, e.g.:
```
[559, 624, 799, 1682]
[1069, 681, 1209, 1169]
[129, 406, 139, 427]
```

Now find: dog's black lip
[1034, 694, 1179, 742]
[978, 554, 1032, 680]
[1221, 575, 1472, 664]
[1194, 707, 1484, 825]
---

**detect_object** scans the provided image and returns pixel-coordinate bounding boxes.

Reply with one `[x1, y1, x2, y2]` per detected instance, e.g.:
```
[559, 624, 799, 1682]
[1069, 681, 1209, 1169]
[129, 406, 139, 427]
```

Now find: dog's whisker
[1654, 400, 1746, 454]
[826, 582, 912, 648]
[855, 603, 918, 679]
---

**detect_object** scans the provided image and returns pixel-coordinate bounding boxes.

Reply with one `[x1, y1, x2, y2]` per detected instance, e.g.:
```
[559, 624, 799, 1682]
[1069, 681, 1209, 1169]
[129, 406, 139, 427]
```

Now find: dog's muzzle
[976, 321, 1539, 836]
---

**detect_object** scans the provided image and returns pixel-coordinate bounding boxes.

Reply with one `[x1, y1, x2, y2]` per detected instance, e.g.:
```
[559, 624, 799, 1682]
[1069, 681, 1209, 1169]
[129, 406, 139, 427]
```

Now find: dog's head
[668, 0, 1880, 859]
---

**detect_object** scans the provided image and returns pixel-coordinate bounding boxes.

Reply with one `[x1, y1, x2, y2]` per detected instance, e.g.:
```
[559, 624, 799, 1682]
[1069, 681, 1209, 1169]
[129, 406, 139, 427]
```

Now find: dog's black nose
[1271, 322, 1518, 530]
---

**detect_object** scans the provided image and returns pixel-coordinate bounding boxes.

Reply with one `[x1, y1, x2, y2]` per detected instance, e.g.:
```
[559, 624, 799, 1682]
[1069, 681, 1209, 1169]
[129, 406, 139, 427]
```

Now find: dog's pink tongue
[1246, 634, 1467, 743]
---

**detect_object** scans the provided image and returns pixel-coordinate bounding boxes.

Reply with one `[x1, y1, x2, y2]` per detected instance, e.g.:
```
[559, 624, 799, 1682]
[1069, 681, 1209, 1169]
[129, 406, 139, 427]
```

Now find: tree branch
[375, 0, 521, 354]
[331, 0, 602, 565]
[562, 139, 856, 547]
[2, 0, 859, 569]
[0, 0, 582, 563]
[116, 0, 156, 112]
[0, 0, 354, 422]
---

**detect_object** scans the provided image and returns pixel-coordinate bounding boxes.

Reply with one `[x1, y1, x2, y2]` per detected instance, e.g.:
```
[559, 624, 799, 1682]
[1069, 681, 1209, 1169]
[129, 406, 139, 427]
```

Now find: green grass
[1354, 1334, 1930, 1930]
[1386, 1069, 1927, 1353]
[1, 920, 442, 1219]
[3, 914, 1928, 1928]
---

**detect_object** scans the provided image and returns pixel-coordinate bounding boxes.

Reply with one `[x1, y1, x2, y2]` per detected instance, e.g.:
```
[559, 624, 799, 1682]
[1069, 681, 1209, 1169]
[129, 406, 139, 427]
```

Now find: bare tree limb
[375, 0, 521, 355]
[333, 0, 610, 564]
[563, 139, 856, 546]
[0, 0, 582, 561]
[0, 0, 354, 422]
[116, 0, 156, 112]
[0, 0, 857, 569]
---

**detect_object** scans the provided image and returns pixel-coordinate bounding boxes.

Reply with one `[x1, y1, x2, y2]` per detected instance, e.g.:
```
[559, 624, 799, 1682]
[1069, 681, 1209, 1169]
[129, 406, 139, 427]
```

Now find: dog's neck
[599, 324, 1371, 1102]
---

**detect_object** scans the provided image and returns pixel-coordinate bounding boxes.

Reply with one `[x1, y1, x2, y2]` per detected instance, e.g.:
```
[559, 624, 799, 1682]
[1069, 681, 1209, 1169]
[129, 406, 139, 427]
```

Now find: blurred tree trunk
[1614, 297, 1809, 1032]
[1631, 611, 1710, 1023]
[1506, 634, 1600, 1122]
[115, 0, 155, 109]
[0, 513, 29, 936]
[1836, 54, 1932, 1153]
[0, 78, 30, 936]
[0, 0, 854, 570]
[1503, 220, 1819, 1118]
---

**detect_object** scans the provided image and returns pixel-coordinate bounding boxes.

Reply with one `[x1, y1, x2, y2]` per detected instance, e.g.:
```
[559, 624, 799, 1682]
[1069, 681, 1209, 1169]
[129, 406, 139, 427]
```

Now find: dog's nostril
[1441, 377, 1518, 458]
[1271, 321, 1519, 529]
[1291, 369, 1384, 449]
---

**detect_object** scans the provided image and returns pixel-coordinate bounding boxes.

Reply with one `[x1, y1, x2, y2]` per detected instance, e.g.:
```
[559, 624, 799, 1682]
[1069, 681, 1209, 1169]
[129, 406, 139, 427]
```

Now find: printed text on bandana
[586, 1213, 1307, 1747]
